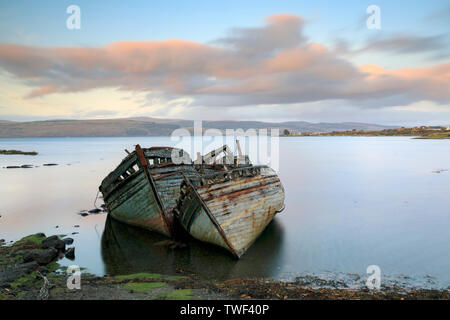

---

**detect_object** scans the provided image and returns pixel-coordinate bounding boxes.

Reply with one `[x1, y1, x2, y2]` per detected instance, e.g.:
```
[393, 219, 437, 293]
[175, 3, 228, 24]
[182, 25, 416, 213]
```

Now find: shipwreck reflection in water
[101, 214, 284, 279]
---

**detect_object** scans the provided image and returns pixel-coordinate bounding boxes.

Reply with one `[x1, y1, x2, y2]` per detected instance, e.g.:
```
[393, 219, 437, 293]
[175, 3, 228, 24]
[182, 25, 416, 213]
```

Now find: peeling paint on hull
[177, 166, 285, 258]
[105, 169, 171, 236]
[99, 146, 194, 237]
[99, 144, 285, 259]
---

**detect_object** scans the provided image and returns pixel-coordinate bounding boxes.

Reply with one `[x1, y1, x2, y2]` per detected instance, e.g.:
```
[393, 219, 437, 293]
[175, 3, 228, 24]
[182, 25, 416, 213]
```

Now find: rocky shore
[1, 233, 449, 300]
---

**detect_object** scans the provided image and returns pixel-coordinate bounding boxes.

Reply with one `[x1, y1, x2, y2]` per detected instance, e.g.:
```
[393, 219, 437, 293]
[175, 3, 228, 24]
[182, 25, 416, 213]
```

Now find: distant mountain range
[0, 117, 398, 138]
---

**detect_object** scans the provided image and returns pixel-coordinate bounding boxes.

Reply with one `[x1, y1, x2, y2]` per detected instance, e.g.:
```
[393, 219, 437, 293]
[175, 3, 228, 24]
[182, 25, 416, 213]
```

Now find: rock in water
[41, 235, 66, 252]
[88, 208, 102, 214]
[23, 248, 58, 265]
[62, 237, 74, 245]
[65, 247, 75, 260]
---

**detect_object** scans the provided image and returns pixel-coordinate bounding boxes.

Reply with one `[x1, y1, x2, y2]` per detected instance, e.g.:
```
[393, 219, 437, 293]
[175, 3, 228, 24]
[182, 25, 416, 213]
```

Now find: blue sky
[0, 0, 449, 125]
[1, 0, 447, 47]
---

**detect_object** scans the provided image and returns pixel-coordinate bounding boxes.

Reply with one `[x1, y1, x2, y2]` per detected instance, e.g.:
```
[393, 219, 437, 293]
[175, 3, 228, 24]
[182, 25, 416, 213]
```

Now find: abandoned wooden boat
[99, 145, 196, 237]
[99, 142, 251, 238]
[175, 165, 285, 258]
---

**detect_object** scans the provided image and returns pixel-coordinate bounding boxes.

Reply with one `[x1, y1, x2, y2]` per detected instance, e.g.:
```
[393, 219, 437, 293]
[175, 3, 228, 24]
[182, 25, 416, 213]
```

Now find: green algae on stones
[157, 289, 193, 300]
[10, 271, 39, 289]
[14, 233, 46, 246]
[114, 273, 162, 280]
[46, 261, 63, 273]
[124, 282, 167, 293]
[0, 293, 10, 300]
[166, 275, 188, 281]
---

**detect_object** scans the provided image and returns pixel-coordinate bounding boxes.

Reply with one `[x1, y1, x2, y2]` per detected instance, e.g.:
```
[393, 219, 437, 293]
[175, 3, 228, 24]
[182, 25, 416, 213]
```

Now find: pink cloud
[0, 14, 448, 108]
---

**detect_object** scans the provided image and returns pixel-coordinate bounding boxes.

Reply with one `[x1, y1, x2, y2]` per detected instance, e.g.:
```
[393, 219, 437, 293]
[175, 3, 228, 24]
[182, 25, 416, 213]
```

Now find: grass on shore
[282, 128, 450, 139]
[114, 273, 162, 280]
[416, 132, 450, 139]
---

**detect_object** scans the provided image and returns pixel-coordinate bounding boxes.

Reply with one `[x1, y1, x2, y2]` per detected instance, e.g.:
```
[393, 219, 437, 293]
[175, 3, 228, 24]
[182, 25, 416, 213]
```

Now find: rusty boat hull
[176, 165, 285, 258]
[99, 145, 195, 237]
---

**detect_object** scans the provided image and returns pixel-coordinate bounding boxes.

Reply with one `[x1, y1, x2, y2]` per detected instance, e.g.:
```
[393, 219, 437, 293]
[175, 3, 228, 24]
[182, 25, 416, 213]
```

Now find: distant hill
[0, 117, 398, 138]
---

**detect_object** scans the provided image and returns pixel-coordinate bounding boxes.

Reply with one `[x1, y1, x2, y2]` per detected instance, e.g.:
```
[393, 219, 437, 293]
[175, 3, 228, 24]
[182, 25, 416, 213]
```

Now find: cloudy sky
[0, 0, 449, 125]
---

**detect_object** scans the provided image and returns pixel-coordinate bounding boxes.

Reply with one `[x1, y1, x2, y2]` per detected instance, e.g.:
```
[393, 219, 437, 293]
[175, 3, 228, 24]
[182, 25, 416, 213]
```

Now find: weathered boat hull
[99, 145, 193, 237]
[104, 168, 172, 236]
[176, 166, 285, 258]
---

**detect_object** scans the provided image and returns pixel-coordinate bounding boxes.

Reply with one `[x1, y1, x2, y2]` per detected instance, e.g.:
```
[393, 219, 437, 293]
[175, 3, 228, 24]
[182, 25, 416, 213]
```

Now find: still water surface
[0, 137, 449, 287]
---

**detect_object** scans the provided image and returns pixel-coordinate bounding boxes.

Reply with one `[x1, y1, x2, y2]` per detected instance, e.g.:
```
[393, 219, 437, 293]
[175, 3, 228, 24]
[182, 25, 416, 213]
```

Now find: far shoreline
[281, 127, 450, 139]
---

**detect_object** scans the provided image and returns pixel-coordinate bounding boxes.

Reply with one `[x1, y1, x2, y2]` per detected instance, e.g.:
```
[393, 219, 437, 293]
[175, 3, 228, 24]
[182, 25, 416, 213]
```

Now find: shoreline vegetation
[281, 126, 450, 139]
[0, 149, 38, 155]
[1, 233, 449, 300]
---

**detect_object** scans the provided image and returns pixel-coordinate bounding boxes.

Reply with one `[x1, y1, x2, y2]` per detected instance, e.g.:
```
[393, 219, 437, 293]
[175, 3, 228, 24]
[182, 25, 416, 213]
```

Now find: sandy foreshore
[1, 233, 449, 300]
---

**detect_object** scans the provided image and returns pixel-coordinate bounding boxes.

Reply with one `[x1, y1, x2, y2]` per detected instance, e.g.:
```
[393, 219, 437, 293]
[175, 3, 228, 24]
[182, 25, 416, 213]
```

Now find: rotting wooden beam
[135, 144, 172, 236]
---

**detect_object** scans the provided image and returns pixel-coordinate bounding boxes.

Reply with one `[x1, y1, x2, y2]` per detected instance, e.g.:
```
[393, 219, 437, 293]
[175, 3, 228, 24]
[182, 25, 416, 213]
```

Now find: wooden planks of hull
[106, 170, 171, 236]
[176, 166, 285, 258]
[100, 145, 194, 237]
[99, 143, 285, 258]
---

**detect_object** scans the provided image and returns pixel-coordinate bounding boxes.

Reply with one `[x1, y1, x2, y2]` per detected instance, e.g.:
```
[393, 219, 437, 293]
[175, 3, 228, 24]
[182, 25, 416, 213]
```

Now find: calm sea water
[1, 137, 449, 288]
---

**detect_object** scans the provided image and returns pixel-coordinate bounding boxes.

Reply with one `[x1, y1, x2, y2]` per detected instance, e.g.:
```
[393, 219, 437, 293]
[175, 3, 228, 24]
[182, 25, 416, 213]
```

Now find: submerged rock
[65, 247, 75, 260]
[43, 163, 58, 166]
[431, 169, 448, 174]
[88, 208, 102, 214]
[62, 237, 74, 245]
[79, 211, 89, 217]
